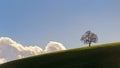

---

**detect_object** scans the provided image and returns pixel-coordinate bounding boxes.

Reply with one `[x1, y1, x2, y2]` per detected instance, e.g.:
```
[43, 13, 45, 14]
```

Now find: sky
[0, 0, 120, 49]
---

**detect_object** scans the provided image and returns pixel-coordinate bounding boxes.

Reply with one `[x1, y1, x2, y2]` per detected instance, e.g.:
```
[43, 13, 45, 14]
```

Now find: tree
[80, 30, 98, 47]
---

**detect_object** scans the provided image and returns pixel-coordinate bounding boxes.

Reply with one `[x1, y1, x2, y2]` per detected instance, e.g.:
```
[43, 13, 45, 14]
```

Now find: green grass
[1, 42, 120, 68]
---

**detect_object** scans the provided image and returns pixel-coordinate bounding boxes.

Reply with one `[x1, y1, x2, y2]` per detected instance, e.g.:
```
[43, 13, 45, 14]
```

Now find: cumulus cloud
[0, 37, 66, 64]
[0, 58, 6, 64]
[44, 41, 66, 53]
[0, 37, 43, 62]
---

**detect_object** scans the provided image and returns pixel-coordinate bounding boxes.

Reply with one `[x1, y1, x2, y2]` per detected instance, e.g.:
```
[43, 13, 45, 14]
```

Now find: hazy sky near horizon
[0, 0, 120, 49]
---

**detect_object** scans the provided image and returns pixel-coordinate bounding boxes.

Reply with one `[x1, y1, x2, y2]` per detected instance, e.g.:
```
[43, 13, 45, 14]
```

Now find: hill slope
[1, 42, 120, 68]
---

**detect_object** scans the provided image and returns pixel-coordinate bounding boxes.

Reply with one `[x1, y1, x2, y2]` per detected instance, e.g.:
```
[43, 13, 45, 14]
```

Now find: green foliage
[1, 42, 120, 68]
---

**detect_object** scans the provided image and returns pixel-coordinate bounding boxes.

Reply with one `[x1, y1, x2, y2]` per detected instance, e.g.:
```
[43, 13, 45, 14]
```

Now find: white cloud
[0, 58, 6, 64]
[0, 37, 43, 62]
[44, 41, 66, 53]
[0, 37, 66, 64]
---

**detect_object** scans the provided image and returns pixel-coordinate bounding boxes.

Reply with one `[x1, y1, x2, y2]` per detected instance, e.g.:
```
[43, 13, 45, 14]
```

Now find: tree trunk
[89, 42, 91, 47]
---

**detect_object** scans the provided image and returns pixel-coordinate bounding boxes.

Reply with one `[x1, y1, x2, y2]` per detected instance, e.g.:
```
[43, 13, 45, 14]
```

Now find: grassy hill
[1, 42, 120, 68]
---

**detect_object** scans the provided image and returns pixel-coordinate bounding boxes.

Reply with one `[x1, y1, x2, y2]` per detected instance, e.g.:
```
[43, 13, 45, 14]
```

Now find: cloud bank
[0, 37, 66, 64]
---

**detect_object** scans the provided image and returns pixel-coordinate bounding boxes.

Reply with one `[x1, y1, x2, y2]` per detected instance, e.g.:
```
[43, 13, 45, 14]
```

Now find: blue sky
[0, 0, 120, 49]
